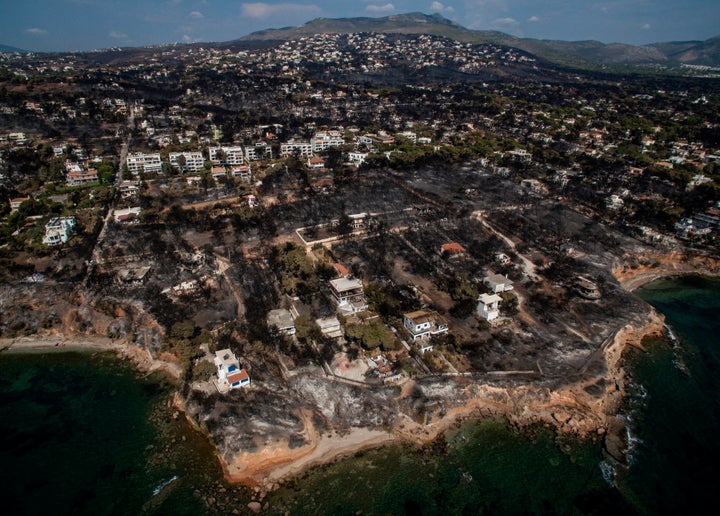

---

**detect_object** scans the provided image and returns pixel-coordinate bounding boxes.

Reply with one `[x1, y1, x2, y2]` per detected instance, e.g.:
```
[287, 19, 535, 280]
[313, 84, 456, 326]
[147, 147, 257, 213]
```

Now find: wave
[599, 460, 616, 486]
[152, 475, 179, 497]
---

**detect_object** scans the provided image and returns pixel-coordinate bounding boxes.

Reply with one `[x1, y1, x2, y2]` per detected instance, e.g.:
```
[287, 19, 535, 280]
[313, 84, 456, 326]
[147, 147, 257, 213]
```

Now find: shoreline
[1, 265, 707, 492]
[0, 334, 184, 380]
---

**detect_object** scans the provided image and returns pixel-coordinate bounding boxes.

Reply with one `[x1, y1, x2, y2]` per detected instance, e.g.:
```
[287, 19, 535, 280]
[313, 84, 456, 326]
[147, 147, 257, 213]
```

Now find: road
[84, 126, 131, 285]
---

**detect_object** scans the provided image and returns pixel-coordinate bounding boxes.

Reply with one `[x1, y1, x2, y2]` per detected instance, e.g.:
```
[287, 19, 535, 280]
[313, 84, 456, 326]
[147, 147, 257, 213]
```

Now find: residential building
[213, 349, 250, 390]
[477, 293, 502, 321]
[347, 152, 368, 166]
[126, 152, 162, 175]
[329, 277, 368, 314]
[281, 139, 313, 157]
[209, 146, 244, 165]
[267, 308, 296, 335]
[244, 142, 273, 161]
[316, 316, 343, 339]
[230, 165, 252, 181]
[42, 216, 76, 246]
[210, 166, 227, 181]
[66, 168, 98, 186]
[441, 242, 466, 256]
[118, 180, 140, 198]
[307, 157, 325, 169]
[403, 310, 448, 342]
[311, 131, 344, 152]
[483, 273, 514, 294]
[113, 206, 141, 223]
[169, 152, 205, 172]
[10, 197, 30, 212]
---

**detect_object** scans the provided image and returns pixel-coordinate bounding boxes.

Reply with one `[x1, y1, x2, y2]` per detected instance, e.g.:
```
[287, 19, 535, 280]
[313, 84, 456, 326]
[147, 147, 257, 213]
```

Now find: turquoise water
[1, 275, 717, 515]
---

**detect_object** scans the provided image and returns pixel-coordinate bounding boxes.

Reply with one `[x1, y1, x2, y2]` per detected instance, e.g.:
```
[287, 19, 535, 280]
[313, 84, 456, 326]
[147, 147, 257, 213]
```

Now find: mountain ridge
[238, 12, 720, 69]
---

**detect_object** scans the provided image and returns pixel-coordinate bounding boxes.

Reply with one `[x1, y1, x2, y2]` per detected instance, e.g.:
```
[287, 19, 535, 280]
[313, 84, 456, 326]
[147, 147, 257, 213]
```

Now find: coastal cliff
[0, 250, 691, 489]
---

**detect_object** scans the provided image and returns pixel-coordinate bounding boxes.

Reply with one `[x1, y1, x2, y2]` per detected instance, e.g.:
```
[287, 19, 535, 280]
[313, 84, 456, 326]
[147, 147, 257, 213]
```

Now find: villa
[214, 349, 250, 391]
[477, 293, 502, 321]
[403, 310, 448, 342]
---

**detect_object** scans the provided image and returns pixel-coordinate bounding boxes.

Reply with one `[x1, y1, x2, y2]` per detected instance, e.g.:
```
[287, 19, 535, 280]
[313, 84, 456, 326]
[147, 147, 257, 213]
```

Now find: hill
[0, 44, 27, 53]
[239, 12, 720, 70]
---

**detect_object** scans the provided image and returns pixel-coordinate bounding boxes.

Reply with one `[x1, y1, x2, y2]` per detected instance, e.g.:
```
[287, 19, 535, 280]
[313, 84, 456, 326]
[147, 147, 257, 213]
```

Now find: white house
[126, 152, 162, 175]
[403, 310, 448, 342]
[483, 273, 514, 294]
[213, 349, 250, 390]
[311, 131, 344, 152]
[42, 216, 76, 246]
[477, 293, 502, 321]
[329, 277, 368, 314]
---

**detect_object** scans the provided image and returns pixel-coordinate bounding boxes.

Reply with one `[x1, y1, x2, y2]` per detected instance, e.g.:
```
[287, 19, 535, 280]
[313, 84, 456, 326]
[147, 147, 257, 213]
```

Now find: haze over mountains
[2, 12, 719, 71]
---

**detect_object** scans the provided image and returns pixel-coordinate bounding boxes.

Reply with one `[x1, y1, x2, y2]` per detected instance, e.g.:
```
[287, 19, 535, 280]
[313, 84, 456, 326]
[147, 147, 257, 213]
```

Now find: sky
[1, 1, 719, 52]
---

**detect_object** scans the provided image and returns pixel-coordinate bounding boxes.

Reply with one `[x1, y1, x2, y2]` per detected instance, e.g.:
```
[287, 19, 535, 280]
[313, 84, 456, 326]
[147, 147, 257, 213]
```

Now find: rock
[247, 501, 262, 513]
[604, 416, 627, 464]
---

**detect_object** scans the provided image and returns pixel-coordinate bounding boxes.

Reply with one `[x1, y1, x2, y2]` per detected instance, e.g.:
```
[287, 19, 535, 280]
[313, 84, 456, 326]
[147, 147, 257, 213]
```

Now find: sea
[0, 274, 718, 515]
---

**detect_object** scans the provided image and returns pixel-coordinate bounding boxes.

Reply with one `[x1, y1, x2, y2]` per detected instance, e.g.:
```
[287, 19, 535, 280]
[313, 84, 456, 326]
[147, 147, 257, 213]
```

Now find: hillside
[239, 12, 720, 70]
[0, 44, 27, 53]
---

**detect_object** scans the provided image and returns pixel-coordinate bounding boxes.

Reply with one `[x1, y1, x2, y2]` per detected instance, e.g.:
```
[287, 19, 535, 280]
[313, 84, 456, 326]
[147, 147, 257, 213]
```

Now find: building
[126, 152, 162, 175]
[118, 180, 140, 198]
[329, 277, 368, 314]
[209, 146, 244, 166]
[10, 197, 30, 212]
[403, 310, 448, 342]
[441, 242, 466, 256]
[280, 139, 313, 157]
[347, 152, 368, 166]
[213, 349, 250, 390]
[477, 293, 502, 321]
[113, 207, 141, 223]
[169, 152, 205, 172]
[244, 142, 273, 161]
[42, 216, 76, 246]
[230, 165, 252, 181]
[210, 166, 227, 181]
[267, 308, 296, 335]
[311, 131, 344, 152]
[307, 157, 325, 169]
[316, 316, 343, 339]
[483, 273, 514, 294]
[66, 168, 98, 186]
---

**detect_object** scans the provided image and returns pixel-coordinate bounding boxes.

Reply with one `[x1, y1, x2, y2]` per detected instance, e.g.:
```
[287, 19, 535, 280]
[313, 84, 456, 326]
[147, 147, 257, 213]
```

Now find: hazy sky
[2, 1, 719, 52]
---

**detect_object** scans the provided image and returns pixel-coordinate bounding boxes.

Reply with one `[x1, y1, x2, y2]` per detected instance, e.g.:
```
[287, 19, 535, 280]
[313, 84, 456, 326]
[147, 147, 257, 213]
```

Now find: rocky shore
[2, 249, 711, 493]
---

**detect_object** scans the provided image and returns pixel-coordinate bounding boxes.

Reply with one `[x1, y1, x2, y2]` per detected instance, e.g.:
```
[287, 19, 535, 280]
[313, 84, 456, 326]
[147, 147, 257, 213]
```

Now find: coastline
[0, 334, 184, 380]
[2, 260, 710, 492]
